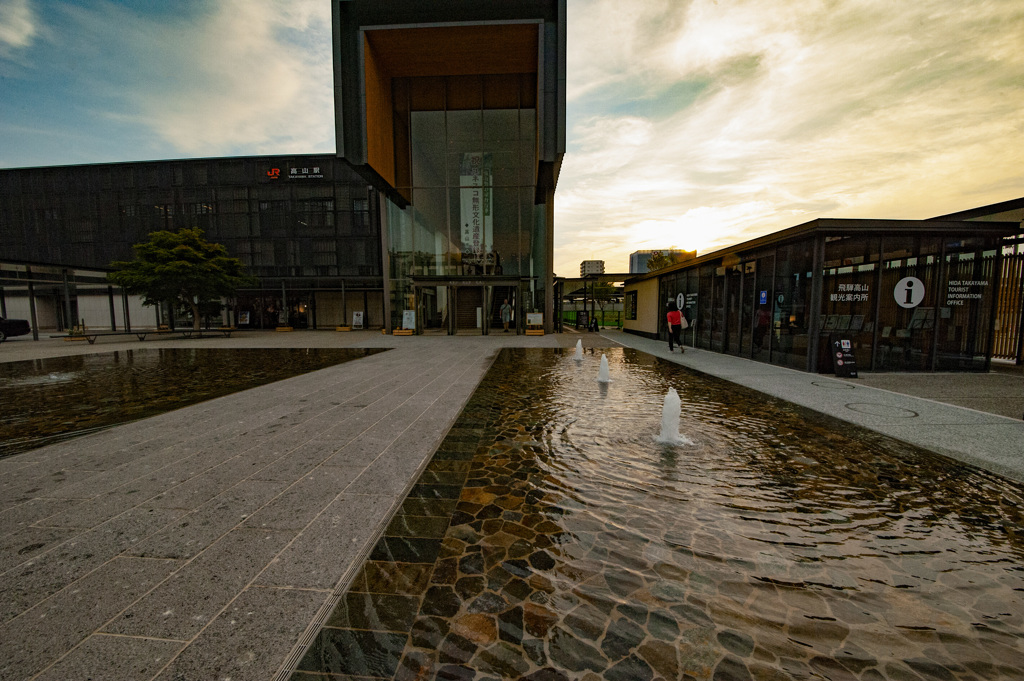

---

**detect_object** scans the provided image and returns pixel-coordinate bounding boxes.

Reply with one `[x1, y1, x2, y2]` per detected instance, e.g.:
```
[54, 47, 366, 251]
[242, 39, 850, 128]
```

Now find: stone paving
[0, 331, 564, 681]
[1, 328, 1021, 680]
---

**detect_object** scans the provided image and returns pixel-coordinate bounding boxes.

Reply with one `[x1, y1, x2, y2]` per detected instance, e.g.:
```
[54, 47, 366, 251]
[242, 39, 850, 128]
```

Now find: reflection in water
[0, 348, 384, 458]
[299, 348, 1024, 680]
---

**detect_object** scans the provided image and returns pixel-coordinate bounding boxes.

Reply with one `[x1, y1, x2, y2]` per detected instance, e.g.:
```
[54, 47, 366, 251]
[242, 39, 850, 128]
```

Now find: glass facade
[0, 155, 385, 330]
[651, 223, 1013, 372]
[384, 74, 546, 333]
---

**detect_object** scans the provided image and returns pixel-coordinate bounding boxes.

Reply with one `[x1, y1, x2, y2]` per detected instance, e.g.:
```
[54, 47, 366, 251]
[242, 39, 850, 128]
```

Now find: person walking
[500, 298, 512, 332]
[666, 300, 684, 353]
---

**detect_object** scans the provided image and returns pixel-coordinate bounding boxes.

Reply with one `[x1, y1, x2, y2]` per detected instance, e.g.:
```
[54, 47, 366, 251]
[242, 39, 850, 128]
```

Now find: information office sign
[829, 334, 858, 378]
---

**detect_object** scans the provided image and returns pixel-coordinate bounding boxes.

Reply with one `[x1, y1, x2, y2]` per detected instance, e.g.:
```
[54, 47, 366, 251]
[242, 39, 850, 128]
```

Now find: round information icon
[894, 276, 925, 308]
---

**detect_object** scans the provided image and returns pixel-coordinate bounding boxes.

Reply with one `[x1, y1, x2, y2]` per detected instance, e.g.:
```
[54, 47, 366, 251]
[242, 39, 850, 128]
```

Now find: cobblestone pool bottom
[295, 348, 1024, 680]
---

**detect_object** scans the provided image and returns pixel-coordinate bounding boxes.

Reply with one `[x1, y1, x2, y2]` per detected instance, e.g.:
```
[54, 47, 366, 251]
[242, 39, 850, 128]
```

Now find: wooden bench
[55, 330, 155, 344]
[52, 326, 236, 344]
[179, 327, 236, 338]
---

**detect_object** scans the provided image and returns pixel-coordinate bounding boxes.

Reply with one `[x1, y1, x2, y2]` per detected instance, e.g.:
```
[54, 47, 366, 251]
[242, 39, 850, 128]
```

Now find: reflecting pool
[296, 348, 1024, 681]
[0, 348, 384, 458]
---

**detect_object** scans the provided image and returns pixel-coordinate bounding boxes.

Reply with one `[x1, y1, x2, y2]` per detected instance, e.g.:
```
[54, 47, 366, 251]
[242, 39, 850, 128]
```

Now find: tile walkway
[0, 333, 562, 681]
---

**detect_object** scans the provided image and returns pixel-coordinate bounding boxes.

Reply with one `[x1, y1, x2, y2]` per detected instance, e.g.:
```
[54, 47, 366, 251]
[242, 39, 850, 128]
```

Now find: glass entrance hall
[382, 74, 548, 334]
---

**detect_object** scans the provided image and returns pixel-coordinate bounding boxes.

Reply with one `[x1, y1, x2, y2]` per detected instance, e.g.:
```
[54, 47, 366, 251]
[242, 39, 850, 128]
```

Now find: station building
[624, 200, 1024, 373]
[0, 155, 385, 332]
[0, 0, 566, 335]
[333, 0, 566, 334]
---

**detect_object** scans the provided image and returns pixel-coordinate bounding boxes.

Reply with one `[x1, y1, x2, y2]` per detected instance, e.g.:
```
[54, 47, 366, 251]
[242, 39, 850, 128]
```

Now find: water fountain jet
[597, 354, 611, 383]
[573, 339, 583, 361]
[655, 387, 691, 445]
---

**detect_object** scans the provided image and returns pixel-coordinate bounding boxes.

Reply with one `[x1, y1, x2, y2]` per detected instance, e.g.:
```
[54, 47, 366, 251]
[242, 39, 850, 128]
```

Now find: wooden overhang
[361, 24, 540, 192]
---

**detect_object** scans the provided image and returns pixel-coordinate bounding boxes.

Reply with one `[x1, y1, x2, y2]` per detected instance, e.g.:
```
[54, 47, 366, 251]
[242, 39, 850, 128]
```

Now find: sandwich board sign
[830, 334, 858, 378]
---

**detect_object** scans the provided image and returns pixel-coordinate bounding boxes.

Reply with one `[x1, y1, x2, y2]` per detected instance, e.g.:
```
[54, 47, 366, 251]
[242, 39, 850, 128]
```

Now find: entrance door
[454, 286, 484, 334]
[489, 285, 517, 333]
[417, 286, 449, 334]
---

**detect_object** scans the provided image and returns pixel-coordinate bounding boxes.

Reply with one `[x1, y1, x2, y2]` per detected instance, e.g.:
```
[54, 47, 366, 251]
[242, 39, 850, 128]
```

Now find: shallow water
[297, 347, 1024, 681]
[0, 348, 383, 458]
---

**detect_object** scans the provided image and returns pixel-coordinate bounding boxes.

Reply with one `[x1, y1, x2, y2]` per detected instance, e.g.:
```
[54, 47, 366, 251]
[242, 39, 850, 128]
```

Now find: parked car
[0, 316, 31, 341]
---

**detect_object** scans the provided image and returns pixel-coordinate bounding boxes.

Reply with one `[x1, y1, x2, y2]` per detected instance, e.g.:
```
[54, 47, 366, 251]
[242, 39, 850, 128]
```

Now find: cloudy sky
[1, 0, 1022, 275]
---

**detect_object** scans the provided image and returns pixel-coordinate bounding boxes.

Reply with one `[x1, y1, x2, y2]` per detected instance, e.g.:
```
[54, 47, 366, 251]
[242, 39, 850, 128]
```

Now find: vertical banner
[460, 152, 493, 255]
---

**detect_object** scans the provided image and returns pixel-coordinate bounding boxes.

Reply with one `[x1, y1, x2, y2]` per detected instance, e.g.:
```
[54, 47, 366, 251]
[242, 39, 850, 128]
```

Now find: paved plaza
[0, 329, 1021, 680]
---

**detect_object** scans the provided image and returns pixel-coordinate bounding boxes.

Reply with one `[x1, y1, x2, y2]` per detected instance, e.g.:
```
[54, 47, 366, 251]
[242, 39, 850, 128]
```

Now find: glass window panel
[752, 254, 775, 362]
[483, 109, 519, 142]
[936, 236, 998, 371]
[490, 150, 518, 187]
[411, 111, 446, 188]
[447, 110, 481, 144]
[723, 264, 742, 355]
[411, 187, 448, 276]
[876, 236, 941, 371]
[446, 111, 482, 187]
[772, 241, 814, 369]
[490, 187, 519, 276]
[738, 261, 757, 357]
[821, 236, 880, 370]
[697, 265, 715, 349]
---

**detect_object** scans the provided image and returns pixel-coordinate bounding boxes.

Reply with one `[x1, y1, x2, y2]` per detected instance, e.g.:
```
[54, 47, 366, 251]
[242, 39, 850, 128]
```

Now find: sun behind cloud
[555, 0, 1024, 275]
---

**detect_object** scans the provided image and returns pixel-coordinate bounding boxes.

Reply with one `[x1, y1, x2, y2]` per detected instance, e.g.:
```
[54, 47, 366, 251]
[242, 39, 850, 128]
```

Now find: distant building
[580, 260, 605, 276]
[629, 249, 696, 273]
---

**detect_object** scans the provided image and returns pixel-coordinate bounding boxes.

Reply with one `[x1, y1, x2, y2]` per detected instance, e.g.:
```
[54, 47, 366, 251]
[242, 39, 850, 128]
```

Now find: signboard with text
[829, 334, 858, 378]
[946, 279, 988, 306]
[459, 152, 493, 255]
[266, 166, 325, 181]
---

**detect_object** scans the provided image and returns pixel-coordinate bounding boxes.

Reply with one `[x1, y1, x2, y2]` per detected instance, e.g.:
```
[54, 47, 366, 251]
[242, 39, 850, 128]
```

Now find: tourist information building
[624, 203, 1022, 373]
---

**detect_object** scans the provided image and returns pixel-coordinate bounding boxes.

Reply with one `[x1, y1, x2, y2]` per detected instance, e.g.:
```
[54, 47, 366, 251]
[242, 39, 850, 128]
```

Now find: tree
[592, 281, 619, 321]
[108, 228, 255, 330]
[646, 250, 677, 272]
[647, 249, 696, 272]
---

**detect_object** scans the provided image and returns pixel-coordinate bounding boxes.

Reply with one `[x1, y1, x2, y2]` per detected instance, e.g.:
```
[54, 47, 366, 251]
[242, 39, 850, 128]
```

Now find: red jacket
[667, 310, 682, 326]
